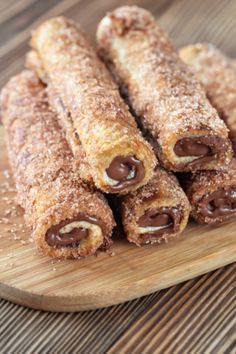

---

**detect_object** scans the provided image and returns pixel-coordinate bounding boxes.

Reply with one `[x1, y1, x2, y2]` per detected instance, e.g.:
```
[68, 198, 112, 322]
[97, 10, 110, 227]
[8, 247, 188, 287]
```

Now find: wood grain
[1, 266, 235, 353]
[0, 126, 235, 312]
[109, 265, 236, 354]
[0, 0, 236, 352]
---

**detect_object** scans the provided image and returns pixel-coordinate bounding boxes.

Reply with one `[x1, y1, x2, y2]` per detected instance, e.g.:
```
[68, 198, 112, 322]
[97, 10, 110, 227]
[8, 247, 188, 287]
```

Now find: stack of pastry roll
[97, 6, 232, 172]
[0, 70, 115, 258]
[26, 16, 157, 194]
[178, 44, 236, 223]
[24, 16, 191, 246]
[5, 10, 236, 255]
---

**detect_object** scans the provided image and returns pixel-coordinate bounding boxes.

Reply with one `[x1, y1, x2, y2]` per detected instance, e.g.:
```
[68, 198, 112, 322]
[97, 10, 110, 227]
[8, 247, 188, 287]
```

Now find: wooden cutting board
[0, 127, 235, 312]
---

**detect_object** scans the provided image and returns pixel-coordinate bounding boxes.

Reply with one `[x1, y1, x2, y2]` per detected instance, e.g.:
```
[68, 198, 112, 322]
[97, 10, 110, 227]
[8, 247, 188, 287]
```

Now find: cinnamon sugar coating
[0, 70, 115, 259]
[26, 50, 93, 184]
[186, 159, 236, 224]
[97, 6, 232, 172]
[28, 17, 157, 194]
[122, 168, 190, 246]
[180, 44, 236, 143]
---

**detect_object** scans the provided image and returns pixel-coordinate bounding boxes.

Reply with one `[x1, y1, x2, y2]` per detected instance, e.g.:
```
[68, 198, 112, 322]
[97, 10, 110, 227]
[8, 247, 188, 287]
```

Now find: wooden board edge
[1, 256, 235, 312]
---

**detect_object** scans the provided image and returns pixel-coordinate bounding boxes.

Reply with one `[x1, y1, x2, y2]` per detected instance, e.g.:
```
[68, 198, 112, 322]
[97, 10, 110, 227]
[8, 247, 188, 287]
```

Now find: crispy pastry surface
[0, 70, 115, 258]
[122, 168, 190, 246]
[180, 44, 236, 144]
[26, 50, 93, 184]
[97, 6, 232, 172]
[28, 17, 157, 194]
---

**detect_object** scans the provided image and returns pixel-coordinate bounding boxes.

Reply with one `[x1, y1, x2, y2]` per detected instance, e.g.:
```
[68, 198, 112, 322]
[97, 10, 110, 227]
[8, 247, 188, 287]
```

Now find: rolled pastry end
[187, 159, 236, 224]
[100, 137, 156, 194]
[137, 207, 182, 240]
[190, 187, 236, 224]
[170, 134, 232, 171]
[30, 185, 116, 259]
[34, 199, 114, 259]
[122, 169, 190, 246]
[45, 214, 104, 249]
[104, 155, 145, 191]
[196, 189, 236, 220]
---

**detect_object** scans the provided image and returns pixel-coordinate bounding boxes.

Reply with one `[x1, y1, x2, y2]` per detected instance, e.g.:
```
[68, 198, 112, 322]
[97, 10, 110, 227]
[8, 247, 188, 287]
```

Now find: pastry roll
[180, 44, 236, 144]
[27, 17, 157, 194]
[0, 70, 115, 259]
[97, 6, 232, 172]
[121, 169, 190, 246]
[186, 159, 236, 224]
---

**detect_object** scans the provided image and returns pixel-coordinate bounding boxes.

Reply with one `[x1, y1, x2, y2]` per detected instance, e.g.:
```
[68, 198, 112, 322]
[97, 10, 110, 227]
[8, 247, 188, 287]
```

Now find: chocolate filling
[138, 207, 181, 237]
[174, 136, 230, 167]
[174, 138, 211, 157]
[199, 188, 236, 218]
[106, 155, 145, 190]
[45, 215, 103, 248]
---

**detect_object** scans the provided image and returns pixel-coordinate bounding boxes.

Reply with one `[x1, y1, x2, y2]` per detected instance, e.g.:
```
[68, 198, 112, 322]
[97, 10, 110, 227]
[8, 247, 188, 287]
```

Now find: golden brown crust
[26, 50, 91, 182]
[97, 6, 232, 172]
[180, 44, 236, 143]
[122, 168, 190, 246]
[186, 159, 236, 224]
[0, 70, 115, 259]
[28, 17, 157, 194]
[46, 82, 94, 184]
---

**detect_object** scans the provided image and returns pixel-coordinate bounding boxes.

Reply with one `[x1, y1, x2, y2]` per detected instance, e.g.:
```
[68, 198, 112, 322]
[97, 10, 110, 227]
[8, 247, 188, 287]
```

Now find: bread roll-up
[97, 6, 232, 172]
[28, 17, 156, 194]
[186, 159, 236, 224]
[121, 169, 190, 246]
[180, 44, 236, 144]
[0, 70, 115, 259]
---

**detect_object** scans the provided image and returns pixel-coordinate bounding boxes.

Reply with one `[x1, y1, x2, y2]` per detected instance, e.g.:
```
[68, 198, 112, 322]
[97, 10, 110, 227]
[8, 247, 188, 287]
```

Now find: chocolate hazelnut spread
[199, 188, 236, 217]
[174, 136, 230, 167]
[46, 215, 103, 248]
[138, 207, 181, 237]
[106, 155, 145, 190]
[174, 138, 211, 157]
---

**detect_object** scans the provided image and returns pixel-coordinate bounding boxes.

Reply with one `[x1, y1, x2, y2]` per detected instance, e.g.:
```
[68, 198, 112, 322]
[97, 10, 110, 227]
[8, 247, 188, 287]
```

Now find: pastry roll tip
[186, 159, 236, 224]
[179, 43, 236, 144]
[28, 16, 157, 194]
[97, 6, 232, 172]
[0, 70, 115, 259]
[121, 169, 190, 246]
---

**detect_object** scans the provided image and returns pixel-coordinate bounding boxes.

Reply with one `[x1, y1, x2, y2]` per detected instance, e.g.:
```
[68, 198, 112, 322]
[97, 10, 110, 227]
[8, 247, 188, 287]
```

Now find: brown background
[0, 0, 236, 353]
